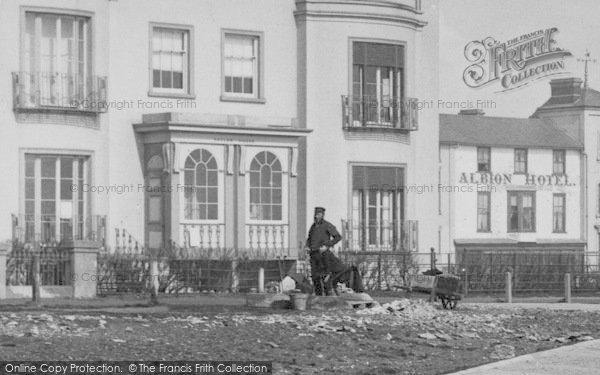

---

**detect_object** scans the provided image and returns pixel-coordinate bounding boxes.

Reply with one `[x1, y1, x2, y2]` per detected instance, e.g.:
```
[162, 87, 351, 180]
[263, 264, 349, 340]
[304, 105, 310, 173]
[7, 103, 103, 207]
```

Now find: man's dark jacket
[305, 219, 342, 251]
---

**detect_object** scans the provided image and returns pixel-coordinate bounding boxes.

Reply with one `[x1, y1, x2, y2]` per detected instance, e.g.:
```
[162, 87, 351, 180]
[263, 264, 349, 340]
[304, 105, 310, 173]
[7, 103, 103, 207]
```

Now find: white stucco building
[0, 0, 440, 262]
[440, 109, 585, 255]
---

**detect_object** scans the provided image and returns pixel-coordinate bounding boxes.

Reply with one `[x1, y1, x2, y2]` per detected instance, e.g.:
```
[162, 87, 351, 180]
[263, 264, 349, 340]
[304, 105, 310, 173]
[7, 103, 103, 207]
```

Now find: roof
[537, 87, 600, 109]
[439, 114, 582, 149]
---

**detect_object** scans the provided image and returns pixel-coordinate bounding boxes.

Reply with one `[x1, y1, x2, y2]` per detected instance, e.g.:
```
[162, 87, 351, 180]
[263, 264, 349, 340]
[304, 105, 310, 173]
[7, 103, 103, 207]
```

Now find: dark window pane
[153, 70, 161, 88]
[207, 188, 218, 203]
[41, 201, 55, 215]
[272, 205, 282, 220]
[266, 152, 275, 164]
[199, 204, 207, 220]
[61, 180, 73, 200]
[78, 158, 85, 178]
[250, 172, 260, 187]
[272, 172, 282, 187]
[261, 166, 271, 186]
[261, 189, 271, 203]
[225, 76, 232, 92]
[263, 206, 271, 220]
[190, 150, 201, 162]
[233, 77, 242, 93]
[41, 157, 55, 177]
[61, 158, 73, 178]
[185, 156, 195, 168]
[250, 188, 260, 204]
[250, 159, 260, 171]
[25, 178, 35, 199]
[207, 204, 218, 220]
[173, 72, 183, 89]
[273, 188, 282, 204]
[272, 159, 282, 171]
[207, 158, 217, 170]
[207, 171, 218, 186]
[184, 170, 194, 186]
[42, 179, 55, 199]
[196, 164, 207, 186]
[25, 156, 35, 177]
[243, 77, 253, 93]
[202, 150, 212, 163]
[196, 188, 207, 203]
[161, 70, 172, 88]
[25, 201, 35, 215]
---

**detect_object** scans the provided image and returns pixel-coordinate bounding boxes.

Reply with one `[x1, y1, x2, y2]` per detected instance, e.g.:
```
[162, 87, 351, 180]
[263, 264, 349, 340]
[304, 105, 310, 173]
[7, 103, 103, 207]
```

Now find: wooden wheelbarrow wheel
[441, 297, 458, 310]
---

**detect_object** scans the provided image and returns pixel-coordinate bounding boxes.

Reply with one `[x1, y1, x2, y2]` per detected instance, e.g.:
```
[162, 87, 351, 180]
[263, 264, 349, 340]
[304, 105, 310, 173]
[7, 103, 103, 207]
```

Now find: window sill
[148, 91, 196, 100]
[220, 95, 266, 104]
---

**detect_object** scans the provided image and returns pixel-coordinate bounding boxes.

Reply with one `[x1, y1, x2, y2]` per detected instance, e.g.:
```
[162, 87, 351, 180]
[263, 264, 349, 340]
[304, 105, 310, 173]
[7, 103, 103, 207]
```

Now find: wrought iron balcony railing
[11, 213, 107, 247]
[341, 95, 418, 131]
[341, 219, 419, 252]
[12, 72, 108, 113]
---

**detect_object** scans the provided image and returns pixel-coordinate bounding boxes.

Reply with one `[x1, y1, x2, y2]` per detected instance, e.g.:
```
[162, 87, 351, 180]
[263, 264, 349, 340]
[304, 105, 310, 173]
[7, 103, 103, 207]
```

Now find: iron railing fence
[341, 220, 419, 252]
[338, 250, 600, 296]
[12, 72, 107, 113]
[96, 247, 294, 296]
[6, 241, 72, 286]
[341, 95, 418, 130]
[12, 214, 107, 247]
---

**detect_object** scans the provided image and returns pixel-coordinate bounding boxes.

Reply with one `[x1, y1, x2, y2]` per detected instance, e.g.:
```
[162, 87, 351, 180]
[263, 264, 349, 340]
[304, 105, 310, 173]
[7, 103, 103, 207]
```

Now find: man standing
[304, 207, 342, 296]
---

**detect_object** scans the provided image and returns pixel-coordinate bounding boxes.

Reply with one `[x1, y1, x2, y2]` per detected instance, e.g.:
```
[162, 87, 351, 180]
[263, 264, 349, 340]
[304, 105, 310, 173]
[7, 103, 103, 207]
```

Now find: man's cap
[314, 206, 326, 214]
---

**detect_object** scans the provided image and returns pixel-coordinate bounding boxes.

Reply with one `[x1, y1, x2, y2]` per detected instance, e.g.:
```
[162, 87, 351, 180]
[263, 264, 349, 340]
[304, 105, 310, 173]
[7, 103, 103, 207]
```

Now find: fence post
[258, 267, 265, 293]
[377, 252, 382, 290]
[150, 254, 159, 304]
[231, 259, 239, 293]
[463, 272, 468, 297]
[0, 241, 10, 300]
[564, 273, 572, 303]
[505, 271, 512, 303]
[32, 250, 41, 306]
[63, 240, 102, 298]
[430, 248, 436, 271]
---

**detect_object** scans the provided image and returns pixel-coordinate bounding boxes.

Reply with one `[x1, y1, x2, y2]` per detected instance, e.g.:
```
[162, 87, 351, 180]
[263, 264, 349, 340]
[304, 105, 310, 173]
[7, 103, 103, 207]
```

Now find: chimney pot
[549, 78, 583, 99]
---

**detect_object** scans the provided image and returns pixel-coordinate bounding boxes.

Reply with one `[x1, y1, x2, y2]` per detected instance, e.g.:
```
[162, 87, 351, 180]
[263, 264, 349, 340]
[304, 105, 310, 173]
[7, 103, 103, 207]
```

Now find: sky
[439, 0, 600, 117]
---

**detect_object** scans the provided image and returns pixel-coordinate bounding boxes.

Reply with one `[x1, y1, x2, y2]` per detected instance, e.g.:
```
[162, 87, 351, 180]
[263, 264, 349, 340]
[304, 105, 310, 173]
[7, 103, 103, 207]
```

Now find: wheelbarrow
[395, 273, 463, 310]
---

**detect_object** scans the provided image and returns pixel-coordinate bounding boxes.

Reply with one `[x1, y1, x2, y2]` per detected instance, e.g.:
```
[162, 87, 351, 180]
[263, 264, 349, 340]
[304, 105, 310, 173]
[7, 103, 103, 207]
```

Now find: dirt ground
[1, 299, 600, 375]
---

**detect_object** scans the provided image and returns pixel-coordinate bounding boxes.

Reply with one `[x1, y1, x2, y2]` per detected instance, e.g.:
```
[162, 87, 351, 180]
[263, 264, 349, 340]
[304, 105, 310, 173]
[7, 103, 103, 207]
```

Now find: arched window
[249, 151, 282, 220]
[183, 149, 218, 220]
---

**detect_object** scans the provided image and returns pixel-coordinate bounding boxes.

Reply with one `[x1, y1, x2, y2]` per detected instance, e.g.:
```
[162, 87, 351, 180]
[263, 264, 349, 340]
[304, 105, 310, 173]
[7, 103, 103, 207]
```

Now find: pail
[289, 293, 309, 311]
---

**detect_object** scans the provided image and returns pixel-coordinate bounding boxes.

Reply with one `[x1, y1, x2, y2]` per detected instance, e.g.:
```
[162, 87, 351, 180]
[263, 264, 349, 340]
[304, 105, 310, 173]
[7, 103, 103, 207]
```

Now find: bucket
[289, 293, 309, 311]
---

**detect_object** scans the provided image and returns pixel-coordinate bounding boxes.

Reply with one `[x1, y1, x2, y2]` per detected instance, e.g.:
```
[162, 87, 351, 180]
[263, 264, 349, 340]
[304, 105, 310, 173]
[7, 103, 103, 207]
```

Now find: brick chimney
[458, 109, 485, 115]
[549, 78, 583, 102]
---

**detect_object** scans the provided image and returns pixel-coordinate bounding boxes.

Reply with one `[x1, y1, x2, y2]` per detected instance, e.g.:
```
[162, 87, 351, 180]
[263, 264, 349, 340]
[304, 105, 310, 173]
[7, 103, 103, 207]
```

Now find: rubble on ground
[0, 302, 595, 352]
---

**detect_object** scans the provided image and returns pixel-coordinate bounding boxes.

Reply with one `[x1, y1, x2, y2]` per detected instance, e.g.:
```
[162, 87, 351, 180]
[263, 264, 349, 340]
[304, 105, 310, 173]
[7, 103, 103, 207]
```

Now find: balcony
[342, 95, 418, 131]
[11, 214, 107, 247]
[12, 72, 107, 114]
[341, 219, 419, 252]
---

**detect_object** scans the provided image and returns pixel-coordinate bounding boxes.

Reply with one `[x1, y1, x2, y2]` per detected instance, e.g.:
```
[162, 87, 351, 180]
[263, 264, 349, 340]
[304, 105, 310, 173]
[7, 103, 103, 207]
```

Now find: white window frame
[178, 144, 225, 225]
[244, 147, 288, 225]
[149, 23, 194, 98]
[20, 150, 92, 243]
[21, 9, 93, 107]
[221, 29, 264, 103]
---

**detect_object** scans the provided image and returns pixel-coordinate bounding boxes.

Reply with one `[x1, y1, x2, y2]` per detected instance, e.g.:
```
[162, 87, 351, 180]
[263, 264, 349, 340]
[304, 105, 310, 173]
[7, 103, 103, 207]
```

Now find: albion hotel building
[0, 0, 439, 261]
[440, 78, 600, 264]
